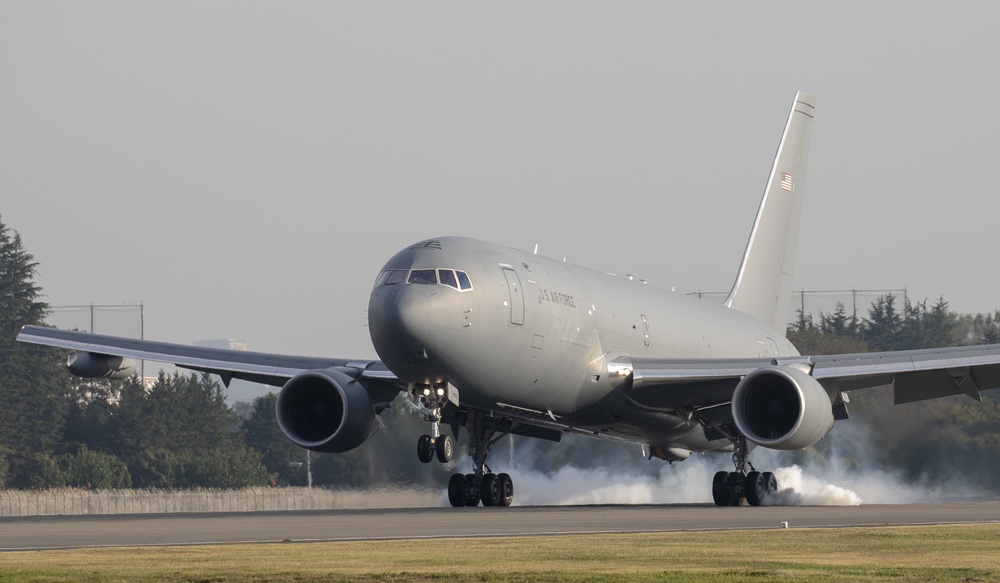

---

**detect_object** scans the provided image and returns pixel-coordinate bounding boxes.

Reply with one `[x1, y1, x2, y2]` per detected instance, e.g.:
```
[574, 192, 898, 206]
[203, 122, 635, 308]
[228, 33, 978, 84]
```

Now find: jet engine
[731, 366, 834, 450]
[67, 352, 136, 380]
[275, 368, 378, 453]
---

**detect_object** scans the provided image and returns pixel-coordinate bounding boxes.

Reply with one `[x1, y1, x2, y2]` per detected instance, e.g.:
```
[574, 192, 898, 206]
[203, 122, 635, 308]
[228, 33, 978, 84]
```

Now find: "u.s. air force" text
[538, 289, 575, 308]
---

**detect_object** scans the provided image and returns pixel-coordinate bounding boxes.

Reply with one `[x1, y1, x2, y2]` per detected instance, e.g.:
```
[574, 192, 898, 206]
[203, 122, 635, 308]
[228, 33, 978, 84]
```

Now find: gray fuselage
[368, 236, 798, 453]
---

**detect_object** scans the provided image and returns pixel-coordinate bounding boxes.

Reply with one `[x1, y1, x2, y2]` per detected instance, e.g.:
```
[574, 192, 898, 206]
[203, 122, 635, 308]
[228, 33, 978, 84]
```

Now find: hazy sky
[4, 2, 1000, 360]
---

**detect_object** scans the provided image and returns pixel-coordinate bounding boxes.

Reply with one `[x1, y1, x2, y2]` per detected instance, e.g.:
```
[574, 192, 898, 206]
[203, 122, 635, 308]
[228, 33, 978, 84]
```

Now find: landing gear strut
[711, 435, 778, 507]
[446, 409, 514, 507]
[411, 382, 456, 464]
[409, 384, 515, 508]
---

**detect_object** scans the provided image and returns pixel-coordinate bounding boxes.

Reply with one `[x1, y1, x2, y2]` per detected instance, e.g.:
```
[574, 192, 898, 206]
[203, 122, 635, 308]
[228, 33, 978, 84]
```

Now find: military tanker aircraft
[19, 92, 1000, 507]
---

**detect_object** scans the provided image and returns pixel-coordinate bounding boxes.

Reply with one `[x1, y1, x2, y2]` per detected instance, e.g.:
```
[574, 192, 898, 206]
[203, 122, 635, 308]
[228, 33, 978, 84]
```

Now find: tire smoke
[435, 423, 970, 506]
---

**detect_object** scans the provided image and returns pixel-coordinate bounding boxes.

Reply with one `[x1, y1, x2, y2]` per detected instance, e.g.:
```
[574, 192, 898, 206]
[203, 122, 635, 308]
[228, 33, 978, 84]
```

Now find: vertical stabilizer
[723, 92, 815, 334]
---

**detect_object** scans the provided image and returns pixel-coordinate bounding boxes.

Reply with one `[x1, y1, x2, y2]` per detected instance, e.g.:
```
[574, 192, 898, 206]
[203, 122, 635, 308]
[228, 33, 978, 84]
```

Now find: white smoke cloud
[765, 465, 861, 506]
[513, 462, 715, 506]
[435, 421, 965, 507]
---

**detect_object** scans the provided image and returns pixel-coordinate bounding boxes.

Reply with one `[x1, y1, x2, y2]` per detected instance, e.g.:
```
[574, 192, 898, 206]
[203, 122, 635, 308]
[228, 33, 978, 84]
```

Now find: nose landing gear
[411, 382, 457, 464]
[417, 432, 453, 463]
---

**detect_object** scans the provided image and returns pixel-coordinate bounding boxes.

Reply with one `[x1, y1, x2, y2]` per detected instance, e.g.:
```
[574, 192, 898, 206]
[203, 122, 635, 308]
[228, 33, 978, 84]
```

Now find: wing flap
[809, 345, 1000, 403]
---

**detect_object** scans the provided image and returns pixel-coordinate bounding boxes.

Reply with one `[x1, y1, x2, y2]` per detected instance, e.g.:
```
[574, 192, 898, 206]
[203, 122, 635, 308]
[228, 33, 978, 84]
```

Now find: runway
[3, 502, 999, 551]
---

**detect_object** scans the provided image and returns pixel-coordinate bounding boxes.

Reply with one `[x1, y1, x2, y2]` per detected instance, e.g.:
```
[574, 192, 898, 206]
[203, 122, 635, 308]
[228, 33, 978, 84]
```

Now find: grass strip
[1, 523, 998, 582]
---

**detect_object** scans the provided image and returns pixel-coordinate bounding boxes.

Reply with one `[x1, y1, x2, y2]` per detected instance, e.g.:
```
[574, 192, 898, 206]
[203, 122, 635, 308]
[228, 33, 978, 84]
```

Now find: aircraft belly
[565, 407, 730, 454]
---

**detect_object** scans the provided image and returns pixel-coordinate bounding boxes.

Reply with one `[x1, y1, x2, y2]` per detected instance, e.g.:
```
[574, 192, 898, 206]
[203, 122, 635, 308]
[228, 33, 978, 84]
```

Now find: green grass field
[1, 523, 998, 582]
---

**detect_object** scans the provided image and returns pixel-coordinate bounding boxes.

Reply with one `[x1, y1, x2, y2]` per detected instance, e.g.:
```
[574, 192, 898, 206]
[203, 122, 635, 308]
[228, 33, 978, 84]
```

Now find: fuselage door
[502, 268, 524, 326]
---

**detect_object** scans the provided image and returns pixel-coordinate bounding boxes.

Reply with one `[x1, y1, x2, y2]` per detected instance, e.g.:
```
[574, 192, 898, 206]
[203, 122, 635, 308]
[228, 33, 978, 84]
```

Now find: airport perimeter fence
[686, 288, 909, 326]
[0, 487, 440, 517]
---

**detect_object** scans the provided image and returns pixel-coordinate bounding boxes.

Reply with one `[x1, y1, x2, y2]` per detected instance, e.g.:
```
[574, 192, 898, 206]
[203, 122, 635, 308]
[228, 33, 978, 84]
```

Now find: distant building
[194, 339, 248, 351]
[193, 338, 273, 403]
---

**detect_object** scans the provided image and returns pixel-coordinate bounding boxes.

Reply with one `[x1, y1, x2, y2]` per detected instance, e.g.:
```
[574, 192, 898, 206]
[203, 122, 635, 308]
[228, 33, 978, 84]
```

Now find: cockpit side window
[456, 270, 473, 291]
[384, 269, 408, 285]
[438, 269, 458, 289]
[408, 269, 437, 285]
[373, 270, 391, 289]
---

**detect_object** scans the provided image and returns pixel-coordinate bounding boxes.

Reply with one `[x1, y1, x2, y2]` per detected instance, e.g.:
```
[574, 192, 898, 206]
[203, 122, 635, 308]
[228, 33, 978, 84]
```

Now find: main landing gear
[446, 409, 513, 507]
[409, 383, 515, 507]
[712, 435, 778, 507]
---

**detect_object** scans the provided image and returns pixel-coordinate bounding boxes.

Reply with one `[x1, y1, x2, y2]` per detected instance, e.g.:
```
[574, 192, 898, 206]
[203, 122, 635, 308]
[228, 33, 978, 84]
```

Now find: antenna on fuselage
[534, 244, 538, 255]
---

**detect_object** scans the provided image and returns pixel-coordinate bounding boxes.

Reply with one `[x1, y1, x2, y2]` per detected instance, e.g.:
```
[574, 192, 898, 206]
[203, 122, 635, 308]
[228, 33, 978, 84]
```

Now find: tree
[242, 392, 307, 485]
[819, 301, 858, 338]
[863, 294, 903, 351]
[110, 373, 270, 488]
[921, 297, 957, 349]
[61, 444, 131, 489]
[0, 215, 68, 487]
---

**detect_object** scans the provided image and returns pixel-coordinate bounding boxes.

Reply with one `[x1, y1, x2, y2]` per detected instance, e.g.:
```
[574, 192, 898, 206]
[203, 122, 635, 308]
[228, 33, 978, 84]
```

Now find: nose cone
[368, 284, 432, 363]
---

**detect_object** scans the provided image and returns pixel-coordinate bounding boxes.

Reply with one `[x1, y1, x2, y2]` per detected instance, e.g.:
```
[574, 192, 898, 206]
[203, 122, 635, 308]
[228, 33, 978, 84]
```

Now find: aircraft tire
[464, 474, 480, 506]
[481, 473, 501, 507]
[417, 435, 434, 463]
[447, 474, 467, 507]
[745, 471, 766, 507]
[728, 472, 745, 506]
[435, 434, 454, 463]
[498, 473, 514, 507]
[712, 471, 732, 507]
[763, 472, 777, 494]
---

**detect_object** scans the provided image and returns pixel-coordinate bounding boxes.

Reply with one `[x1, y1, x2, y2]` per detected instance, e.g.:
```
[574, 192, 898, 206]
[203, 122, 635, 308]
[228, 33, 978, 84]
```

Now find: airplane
[18, 91, 1000, 507]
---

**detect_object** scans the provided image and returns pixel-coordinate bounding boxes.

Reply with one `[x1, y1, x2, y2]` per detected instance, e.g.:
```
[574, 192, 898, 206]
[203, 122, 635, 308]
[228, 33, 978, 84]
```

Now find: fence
[0, 487, 440, 517]
[686, 288, 909, 325]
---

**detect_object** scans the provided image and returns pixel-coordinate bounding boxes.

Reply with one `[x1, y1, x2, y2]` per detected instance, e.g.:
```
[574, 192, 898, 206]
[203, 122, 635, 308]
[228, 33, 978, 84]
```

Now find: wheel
[712, 471, 732, 507]
[497, 473, 514, 507]
[436, 434, 454, 463]
[447, 474, 467, 507]
[763, 472, 777, 494]
[481, 473, 501, 507]
[464, 474, 480, 506]
[729, 472, 744, 506]
[745, 471, 766, 507]
[417, 435, 434, 463]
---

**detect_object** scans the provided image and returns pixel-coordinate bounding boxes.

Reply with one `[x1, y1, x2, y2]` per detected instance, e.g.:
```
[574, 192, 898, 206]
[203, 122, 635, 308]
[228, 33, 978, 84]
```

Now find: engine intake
[731, 365, 834, 450]
[275, 368, 377, 453]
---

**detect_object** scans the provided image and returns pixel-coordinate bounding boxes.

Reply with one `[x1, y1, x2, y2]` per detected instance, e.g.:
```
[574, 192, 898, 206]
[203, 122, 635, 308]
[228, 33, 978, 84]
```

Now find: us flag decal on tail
[780, 172, 793, 192]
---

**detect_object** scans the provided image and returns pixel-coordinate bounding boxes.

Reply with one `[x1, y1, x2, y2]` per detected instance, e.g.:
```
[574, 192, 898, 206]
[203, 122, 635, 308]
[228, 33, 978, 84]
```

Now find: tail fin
[723, 92, 816, 334]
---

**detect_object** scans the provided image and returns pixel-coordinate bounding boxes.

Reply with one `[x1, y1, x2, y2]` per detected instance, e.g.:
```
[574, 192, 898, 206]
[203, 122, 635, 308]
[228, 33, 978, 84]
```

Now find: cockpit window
[408, 269, 438, 285]
[380, 267, 471, 290]
[384, 269, 408, 285]
[438, 269, 458, 289]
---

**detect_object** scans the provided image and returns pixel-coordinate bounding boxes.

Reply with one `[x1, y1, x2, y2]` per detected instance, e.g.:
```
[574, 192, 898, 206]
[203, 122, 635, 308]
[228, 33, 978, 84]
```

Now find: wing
[16, 325, 400, 389]
[623, 343, 1000, 410]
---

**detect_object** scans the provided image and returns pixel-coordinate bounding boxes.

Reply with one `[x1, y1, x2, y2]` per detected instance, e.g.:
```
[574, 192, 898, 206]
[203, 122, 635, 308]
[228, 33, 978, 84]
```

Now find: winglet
[724, 92, 816, 334]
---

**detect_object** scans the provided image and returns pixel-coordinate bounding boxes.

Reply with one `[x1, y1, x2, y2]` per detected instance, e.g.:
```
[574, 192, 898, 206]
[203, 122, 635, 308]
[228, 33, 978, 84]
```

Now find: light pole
[288, 451, 313, 488]
[306, 450, 312, 488]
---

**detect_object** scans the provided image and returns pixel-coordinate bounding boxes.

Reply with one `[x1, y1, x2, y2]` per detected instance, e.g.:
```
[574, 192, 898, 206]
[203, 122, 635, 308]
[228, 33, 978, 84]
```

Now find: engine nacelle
[275, 368, 378, 453]
[731, 365, 835, 450]
[67, 352, 136, 380]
